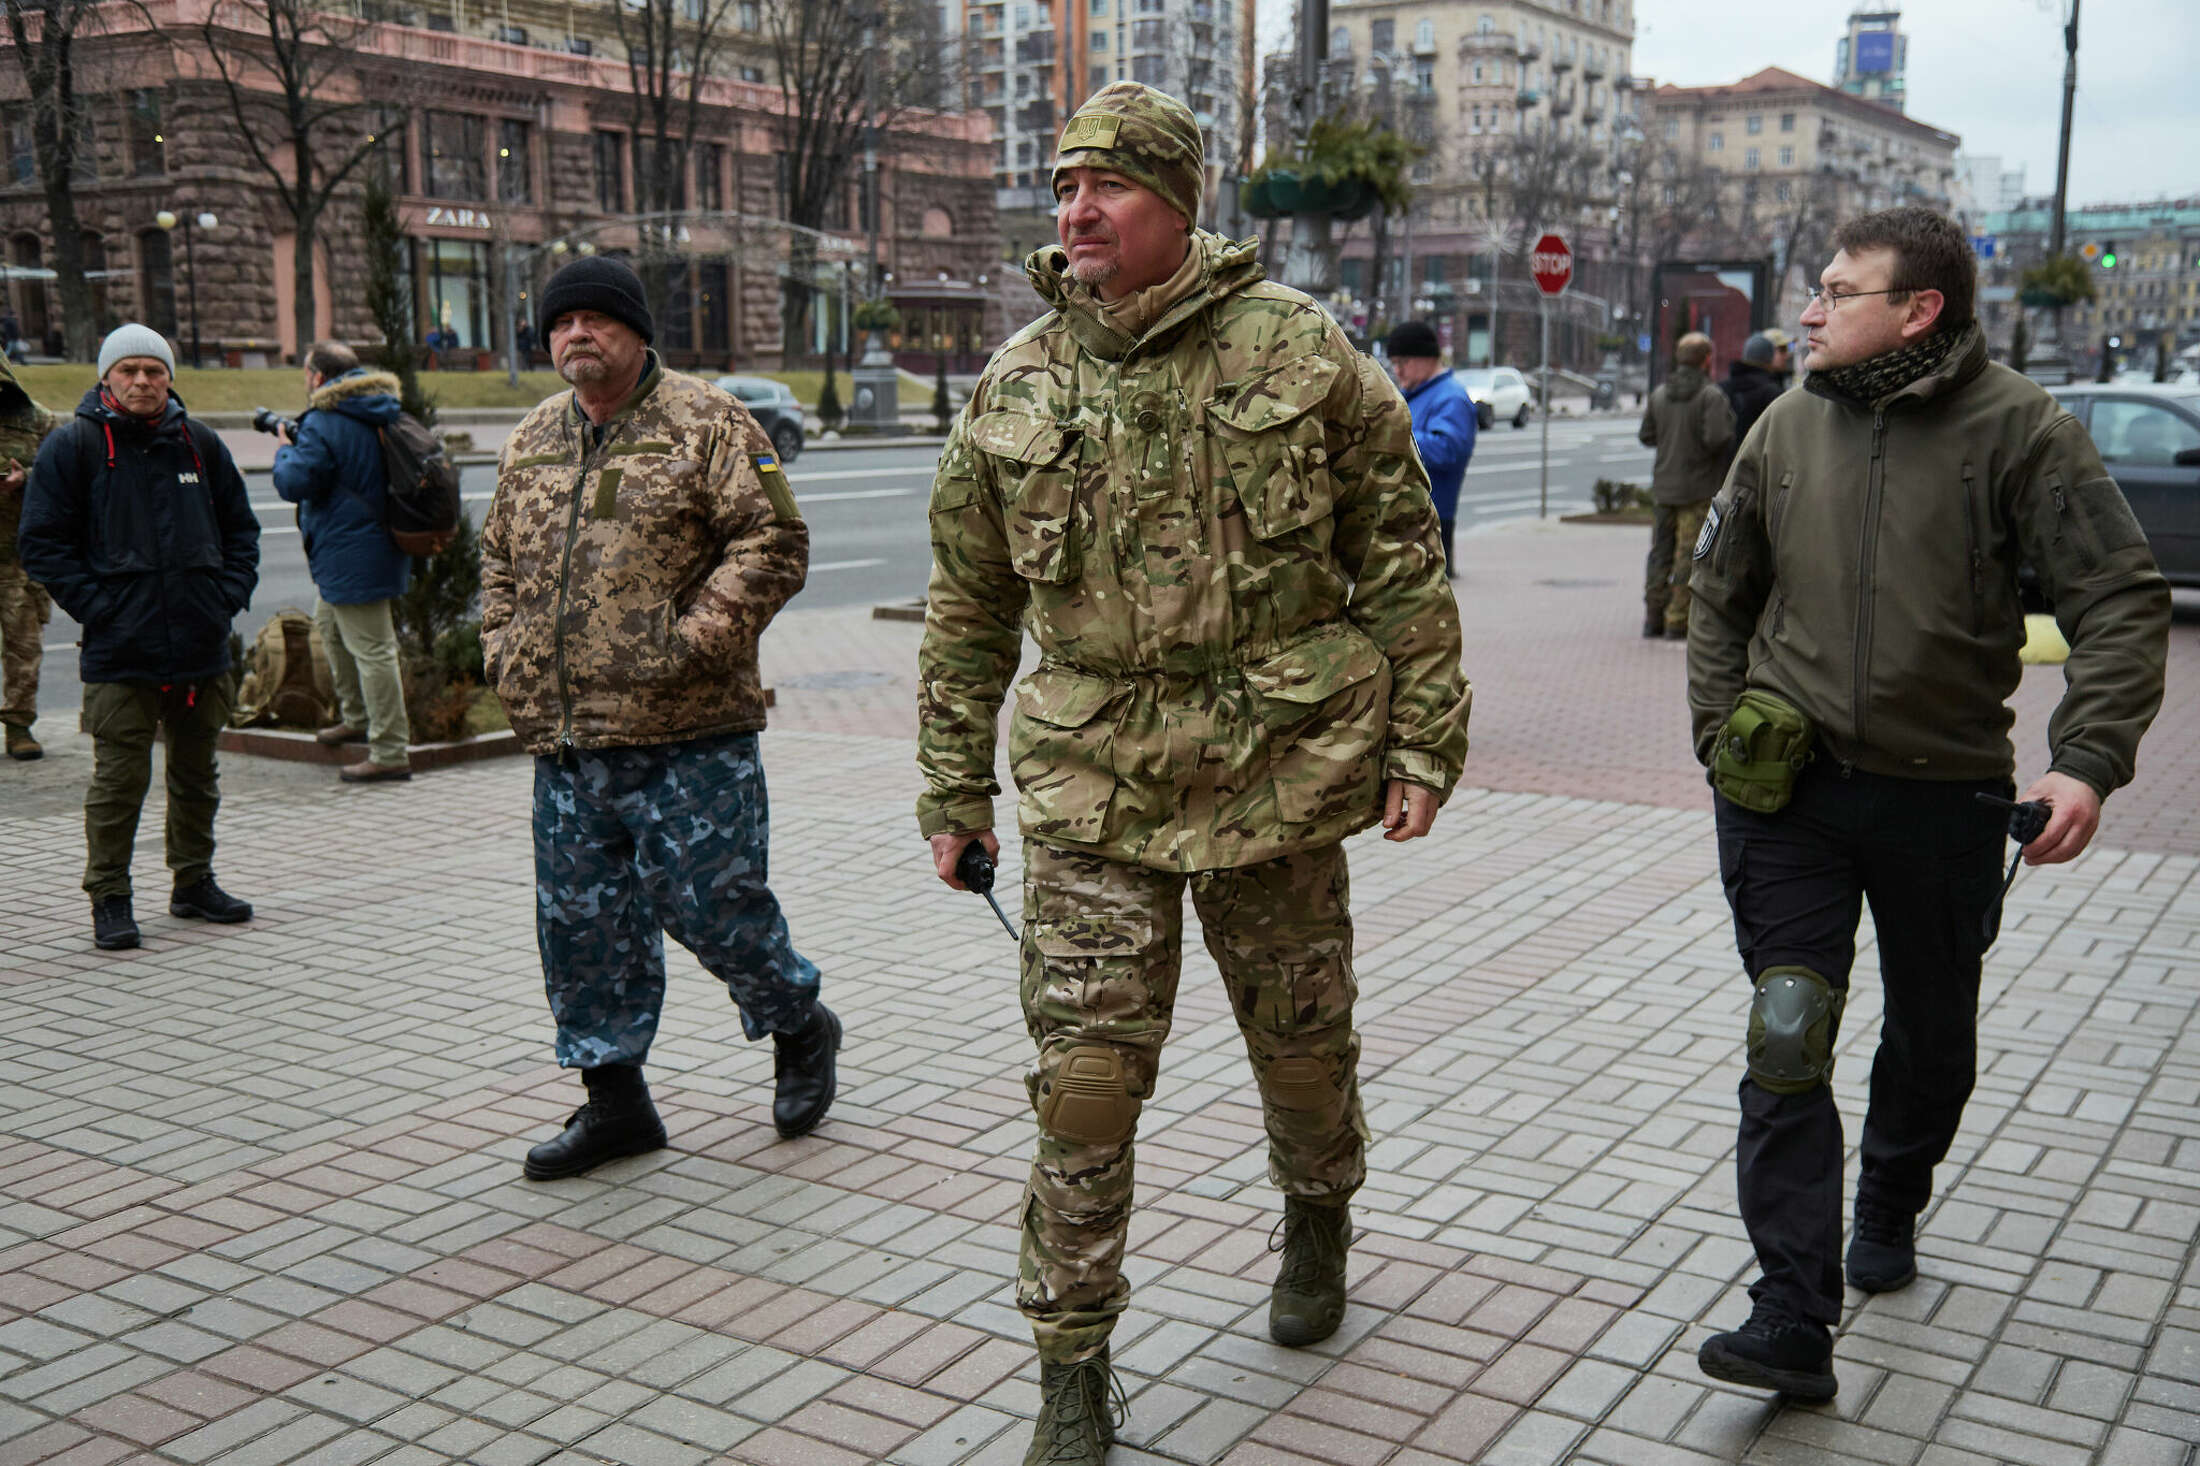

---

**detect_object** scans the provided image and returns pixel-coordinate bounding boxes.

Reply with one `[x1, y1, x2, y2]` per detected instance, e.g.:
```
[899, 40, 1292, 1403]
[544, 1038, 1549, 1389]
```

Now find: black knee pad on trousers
[1746, 965, 1844, 1094]
[1038, 1045, 1141, 1145]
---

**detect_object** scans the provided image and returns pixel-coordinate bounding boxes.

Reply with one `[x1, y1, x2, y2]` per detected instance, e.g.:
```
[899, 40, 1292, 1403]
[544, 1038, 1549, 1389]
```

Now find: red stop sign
[1530, 232, 1573, 297]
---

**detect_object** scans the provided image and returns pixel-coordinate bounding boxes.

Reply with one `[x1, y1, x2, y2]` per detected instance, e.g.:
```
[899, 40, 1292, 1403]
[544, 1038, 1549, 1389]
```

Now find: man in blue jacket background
[1385, 320, 1475, 575]
[273, 342, 413, 783]
[18, 324, 260, 950]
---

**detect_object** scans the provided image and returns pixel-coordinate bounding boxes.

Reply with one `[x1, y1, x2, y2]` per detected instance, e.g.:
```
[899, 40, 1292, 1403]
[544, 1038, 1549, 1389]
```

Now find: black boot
[1269, 1197, 1351, 1346]
[91, 896, 140, 951]
[170, 876, 252, 923]
[1697, 1298, 1837, 1400]
[1846, 1191, 1918, 1293]
[1024, 1348, 1119, 1465]
[772, 1002, 841, 1139]
[523, 1064, 668, 1180]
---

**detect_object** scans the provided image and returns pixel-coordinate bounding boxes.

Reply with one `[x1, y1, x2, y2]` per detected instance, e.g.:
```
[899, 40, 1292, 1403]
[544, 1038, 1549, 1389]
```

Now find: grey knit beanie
[98, 324, 176, 378]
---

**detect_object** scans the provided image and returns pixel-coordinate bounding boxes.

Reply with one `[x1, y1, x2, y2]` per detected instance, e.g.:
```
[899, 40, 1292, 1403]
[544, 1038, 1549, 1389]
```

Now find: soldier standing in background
[917, 82, 1471, 1465]
[0, 353, 59, 760]
[1639, 332, 1736, 640]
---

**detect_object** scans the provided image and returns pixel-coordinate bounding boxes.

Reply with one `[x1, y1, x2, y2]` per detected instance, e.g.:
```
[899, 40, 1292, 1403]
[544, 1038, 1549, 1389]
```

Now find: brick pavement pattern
[1, 520, 2196, 1465]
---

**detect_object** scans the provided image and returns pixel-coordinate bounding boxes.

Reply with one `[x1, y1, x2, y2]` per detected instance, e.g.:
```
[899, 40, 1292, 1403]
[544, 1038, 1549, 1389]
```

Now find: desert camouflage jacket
[481, 355, 808, 755]
[0, 357, 58, 565]
[917, 230, 1472, 871]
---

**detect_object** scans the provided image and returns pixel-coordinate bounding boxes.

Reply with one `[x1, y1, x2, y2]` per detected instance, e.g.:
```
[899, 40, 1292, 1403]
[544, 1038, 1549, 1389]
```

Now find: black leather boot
[1698, 1299, 1837, 1400]
[1269, 1197, 1351, 1346]
[772, 1002, 841, 1139]
[92, 896, 140, 951]
[523, 1064, 668, 1180]
[170, 876, 252, 923]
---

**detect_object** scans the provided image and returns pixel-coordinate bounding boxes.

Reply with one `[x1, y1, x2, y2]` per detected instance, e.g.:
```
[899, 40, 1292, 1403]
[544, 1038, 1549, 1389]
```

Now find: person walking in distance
[481, 255, 838, 1181]
[1690, 207, 2169, 1400]
[1639, 332, 1736, 639]
[1720, 329, 1793, 452]
[271, 340, 414, 783]
[0, 350, 60, 760]
[1386, 319, 1476, 576]
[16, 325, 260, 950]
[918, 82, 1471, 1465]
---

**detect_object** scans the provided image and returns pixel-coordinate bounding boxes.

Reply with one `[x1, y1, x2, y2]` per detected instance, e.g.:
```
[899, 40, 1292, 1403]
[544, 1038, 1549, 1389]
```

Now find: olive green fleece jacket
[1688, 323, 2169, 798]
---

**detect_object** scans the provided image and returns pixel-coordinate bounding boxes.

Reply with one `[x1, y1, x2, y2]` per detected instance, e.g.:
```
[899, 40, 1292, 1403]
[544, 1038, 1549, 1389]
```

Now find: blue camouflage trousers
[532, 730, 821, 1069]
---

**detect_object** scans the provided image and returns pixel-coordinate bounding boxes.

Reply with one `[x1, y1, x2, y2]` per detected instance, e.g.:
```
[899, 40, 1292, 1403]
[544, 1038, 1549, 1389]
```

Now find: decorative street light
[154, 209, 217, 369]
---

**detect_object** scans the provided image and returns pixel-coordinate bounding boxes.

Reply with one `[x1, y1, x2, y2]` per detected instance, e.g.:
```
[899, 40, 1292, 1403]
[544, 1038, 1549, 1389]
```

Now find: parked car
[713, 375, 806, 463]
[1454, 366, 1535, 430]
[2048, 382, 2200, 587]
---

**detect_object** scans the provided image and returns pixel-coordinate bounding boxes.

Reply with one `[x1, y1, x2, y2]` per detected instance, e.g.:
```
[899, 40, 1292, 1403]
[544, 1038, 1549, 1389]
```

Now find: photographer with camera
[270, 341, 412, 783]
[18, 324, 260, 950]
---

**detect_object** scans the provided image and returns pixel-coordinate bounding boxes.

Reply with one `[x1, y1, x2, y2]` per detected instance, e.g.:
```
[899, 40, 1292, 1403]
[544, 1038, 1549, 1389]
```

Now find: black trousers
[1715, 765, 2009, 1324]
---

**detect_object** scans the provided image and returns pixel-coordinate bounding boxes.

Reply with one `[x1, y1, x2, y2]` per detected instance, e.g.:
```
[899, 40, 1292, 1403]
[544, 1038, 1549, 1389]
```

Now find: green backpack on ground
[231, 609, 335, 729]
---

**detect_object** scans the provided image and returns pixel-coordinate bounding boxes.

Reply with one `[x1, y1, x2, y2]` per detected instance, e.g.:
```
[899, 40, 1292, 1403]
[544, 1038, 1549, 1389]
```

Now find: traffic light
[2080, 242, 2101, 262]
[2101, 240, 2119, 269]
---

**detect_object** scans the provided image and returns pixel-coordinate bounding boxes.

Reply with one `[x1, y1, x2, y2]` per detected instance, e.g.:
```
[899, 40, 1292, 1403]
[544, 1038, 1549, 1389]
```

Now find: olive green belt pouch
[1713, 689, 1816, 813]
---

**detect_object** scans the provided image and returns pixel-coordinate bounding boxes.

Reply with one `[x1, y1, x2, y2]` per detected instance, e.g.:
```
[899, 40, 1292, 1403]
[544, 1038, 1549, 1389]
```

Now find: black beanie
[538, 256, 655, 345]
[1385, 319, 1441, 359]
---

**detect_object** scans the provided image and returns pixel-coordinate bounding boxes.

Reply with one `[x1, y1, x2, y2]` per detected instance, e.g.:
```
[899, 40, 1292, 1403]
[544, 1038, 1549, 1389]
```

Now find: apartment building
[1981, 200, 2200, 361]
[0, 0, 998, 369]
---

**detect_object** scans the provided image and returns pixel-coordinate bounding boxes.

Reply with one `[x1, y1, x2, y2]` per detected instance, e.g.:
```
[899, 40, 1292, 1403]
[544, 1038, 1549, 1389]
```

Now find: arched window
[921, 207, 954, 239]
[1415, 17, 1433, 50]
[1330, 24, 1350, 54]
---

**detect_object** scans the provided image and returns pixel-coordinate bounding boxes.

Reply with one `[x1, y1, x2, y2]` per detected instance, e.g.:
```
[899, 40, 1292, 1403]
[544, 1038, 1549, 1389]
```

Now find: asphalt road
[30, 415, 1654, 720]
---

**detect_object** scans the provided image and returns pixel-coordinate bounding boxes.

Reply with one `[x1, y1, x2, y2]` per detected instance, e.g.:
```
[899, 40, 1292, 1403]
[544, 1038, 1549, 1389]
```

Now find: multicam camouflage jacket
[917, 230, 1472, 871]
[0, 356, 58, 565]
[481, 355, 808, 756]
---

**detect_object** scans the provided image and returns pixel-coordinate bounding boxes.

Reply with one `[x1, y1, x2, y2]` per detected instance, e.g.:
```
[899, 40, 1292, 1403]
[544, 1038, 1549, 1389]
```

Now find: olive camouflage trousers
[1645, 500, 1711, 631]
[0, 561, 49, 727]
[1018, 840, 1367, 1363]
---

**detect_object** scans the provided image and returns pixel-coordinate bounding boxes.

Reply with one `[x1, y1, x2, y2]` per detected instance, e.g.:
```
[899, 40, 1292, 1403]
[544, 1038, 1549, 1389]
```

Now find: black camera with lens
[250, 407, 299, 438]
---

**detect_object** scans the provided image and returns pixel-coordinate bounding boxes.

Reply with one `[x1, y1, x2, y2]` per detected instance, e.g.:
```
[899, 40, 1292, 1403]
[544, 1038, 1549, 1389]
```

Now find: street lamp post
[154, 209, 217, 369]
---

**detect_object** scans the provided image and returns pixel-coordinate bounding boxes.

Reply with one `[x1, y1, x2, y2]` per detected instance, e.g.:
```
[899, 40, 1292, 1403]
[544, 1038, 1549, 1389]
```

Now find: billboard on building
[1649, 259, 1773, 389]
[1855, 31, 1897, 76]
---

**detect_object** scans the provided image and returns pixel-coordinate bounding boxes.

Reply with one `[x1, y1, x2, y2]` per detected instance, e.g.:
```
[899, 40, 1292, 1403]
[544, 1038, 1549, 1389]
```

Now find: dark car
[713, 375, 806, 464]
[2048, 383, 2200, 587]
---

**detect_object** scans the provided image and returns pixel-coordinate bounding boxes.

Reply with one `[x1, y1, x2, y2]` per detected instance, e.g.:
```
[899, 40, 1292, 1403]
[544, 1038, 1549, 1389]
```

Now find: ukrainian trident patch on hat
[1059, 114, 1121, 151]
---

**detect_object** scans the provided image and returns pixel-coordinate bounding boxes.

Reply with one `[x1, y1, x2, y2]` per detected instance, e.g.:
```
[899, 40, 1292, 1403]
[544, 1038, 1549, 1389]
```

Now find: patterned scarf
[1812, 328, 1961, 404]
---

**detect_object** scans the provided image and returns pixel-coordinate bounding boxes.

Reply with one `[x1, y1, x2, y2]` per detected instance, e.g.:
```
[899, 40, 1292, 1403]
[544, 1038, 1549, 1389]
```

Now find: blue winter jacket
[272, 368, 411, 604]
[1402, 368, 1477, 519]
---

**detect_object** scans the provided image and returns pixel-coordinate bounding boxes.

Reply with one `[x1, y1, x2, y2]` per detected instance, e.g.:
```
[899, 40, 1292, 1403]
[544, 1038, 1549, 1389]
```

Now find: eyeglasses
[1805, 285, 1909, 311]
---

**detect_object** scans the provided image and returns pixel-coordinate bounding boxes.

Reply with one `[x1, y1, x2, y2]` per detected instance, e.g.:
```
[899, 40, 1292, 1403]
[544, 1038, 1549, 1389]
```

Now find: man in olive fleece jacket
[1688, 208, 2168, 1401]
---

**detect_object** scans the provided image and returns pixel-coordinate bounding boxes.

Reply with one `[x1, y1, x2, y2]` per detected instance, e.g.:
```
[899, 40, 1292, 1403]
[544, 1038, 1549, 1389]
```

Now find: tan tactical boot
[1269, 1197, 1350, 1346]
[4, 722, 40, 761]
[1024, 1349, 1117, 1465]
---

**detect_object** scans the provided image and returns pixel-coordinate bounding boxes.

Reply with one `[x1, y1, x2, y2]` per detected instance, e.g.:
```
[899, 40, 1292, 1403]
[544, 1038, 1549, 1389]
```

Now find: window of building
[1415, 58, 1433, 93]
[738, 0, 759, 27]
[1663, 118, 1676, 140]
[1776, 181, 1792, 201]
[69, 110, 95, 185]
[594, 130, 625, 211]
[1370, 18, 1393, 52]
[1746, 112, 1762, 135]
[423, 111, 486, 200]
[126, 89, 164, 178]
[1780, 111, 1795, 132]
[1092, 29, 1106, 49]
[1089, 62, 1107, 86]
[1708, 132, 1723, 151]
[1330, 24, 1349, 53]
[1778, 145, 1793, 167]
[1417, 18, 1433, 49]
[1132, 53, 1163, 83]
[699, 142, 725, 212]
[699, 260, 729, 351]
[496, 119, 531, 203]
[1471, 60, 1483, 82]
[1745, 148, 1758, 170]
[134, 228, 175, 337]
[1478, 14, 1493, 34]
[1090, 0, 1107, 11]
[421, 237, 489, 348]
[737, 65, 765, 82]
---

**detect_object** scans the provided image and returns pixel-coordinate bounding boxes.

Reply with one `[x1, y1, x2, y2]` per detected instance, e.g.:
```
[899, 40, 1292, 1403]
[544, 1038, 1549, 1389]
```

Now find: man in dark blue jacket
[273, 342, 412, 782]
[17, 325, 260, 950]
[1386, 320, 1475, 575]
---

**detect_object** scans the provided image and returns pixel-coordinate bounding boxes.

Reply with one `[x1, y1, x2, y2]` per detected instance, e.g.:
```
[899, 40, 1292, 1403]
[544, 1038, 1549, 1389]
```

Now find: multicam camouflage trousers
[1018, 840, 1368, 1363]
[1645, 500, 1711, 632]
[0, 561, 50, 727]
[532, 730, 822, 1070]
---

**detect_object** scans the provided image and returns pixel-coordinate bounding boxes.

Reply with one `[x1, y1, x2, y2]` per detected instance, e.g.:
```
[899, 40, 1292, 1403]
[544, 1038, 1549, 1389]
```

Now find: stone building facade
[0, 0, 1000, 370]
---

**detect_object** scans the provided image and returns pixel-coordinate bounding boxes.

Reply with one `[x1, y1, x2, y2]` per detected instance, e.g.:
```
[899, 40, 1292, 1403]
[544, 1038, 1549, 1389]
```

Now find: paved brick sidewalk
[4, 674, 2199, 1464]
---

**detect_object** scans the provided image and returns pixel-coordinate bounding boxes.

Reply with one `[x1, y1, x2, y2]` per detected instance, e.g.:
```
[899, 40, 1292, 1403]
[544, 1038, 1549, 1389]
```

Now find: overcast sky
[1255, 1, 2199, 210]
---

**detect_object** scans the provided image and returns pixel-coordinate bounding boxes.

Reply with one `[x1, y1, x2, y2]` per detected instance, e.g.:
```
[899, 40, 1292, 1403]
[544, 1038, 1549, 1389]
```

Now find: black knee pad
[1746, 965, 1845, 1095]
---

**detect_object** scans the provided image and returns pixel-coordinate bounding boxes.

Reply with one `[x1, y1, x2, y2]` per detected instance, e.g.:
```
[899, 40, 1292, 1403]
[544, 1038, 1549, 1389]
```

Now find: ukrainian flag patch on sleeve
[751, 451, 800, 521]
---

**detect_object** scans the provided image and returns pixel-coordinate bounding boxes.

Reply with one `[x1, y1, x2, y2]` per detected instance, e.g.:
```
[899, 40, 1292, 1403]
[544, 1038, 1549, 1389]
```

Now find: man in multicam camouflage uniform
[0, 354, 59, 760]
[481, 255, 840, 1182]
[918, 82, 1472, 1465]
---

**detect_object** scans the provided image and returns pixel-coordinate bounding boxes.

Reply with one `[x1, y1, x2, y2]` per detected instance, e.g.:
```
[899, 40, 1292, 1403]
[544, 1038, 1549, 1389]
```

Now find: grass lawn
[8, 362, 933, 414]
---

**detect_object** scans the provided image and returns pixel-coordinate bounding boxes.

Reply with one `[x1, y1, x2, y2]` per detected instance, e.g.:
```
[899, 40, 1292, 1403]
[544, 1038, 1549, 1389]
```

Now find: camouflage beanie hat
[1052, 81, 1204, 226]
